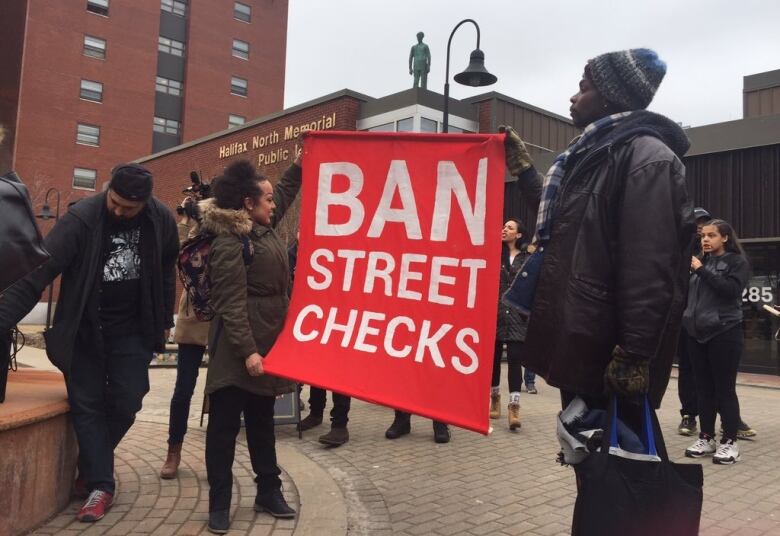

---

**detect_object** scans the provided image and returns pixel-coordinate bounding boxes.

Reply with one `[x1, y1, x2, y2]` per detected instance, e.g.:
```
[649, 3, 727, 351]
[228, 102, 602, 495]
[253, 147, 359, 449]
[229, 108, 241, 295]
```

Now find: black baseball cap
[109, 163, 153, 201]
[693, 207, 711, 221]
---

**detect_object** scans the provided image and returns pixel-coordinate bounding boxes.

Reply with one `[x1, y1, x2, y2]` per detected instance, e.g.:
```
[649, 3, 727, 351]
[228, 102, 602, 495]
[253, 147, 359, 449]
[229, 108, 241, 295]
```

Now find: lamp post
[36, 188, 61, 331]
[443, 19, 498, 133]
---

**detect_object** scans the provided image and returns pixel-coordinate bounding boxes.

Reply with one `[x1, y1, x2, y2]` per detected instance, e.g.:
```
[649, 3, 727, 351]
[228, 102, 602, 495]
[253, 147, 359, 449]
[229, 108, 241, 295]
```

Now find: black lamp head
[454, 49, 497, 87]
[37, 203, 54, 220]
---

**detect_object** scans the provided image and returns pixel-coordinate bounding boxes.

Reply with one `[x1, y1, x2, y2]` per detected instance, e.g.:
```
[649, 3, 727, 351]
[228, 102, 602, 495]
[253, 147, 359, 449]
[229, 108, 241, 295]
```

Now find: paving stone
[149, 524, 179, 536]
[173, 520, 204, 535]
[248, 525, 274, 536]
[29, 365, 780, 536]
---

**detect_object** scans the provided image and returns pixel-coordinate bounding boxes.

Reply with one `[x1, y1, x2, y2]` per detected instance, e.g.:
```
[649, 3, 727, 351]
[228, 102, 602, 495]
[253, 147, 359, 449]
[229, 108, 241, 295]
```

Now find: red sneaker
[73, 475, 89, 499]
[76, 490, 114, 522]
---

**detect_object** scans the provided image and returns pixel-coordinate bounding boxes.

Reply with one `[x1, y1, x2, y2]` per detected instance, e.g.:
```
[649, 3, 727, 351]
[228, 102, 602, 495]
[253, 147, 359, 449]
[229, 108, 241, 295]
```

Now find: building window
[83, 35, 106, 59]
[161, 0, 187, 16]
[230, 76, 248, 96]
[234, 2, 251, 22]
[421, 117, 438, 133]
[76, 123, 100, 146]
[158, 36, 185, 57]
[86, 0, 109, 16]
[155, 76, 183, 96]
[367, 122, 394, 132]
[232, 39, 249, 60]
[228, 114, 246, 128]
[73, 168, 97, 190]
[80, 79, 103, 102]
[153, 116, 180, 135]
[396, 117, 414, 132]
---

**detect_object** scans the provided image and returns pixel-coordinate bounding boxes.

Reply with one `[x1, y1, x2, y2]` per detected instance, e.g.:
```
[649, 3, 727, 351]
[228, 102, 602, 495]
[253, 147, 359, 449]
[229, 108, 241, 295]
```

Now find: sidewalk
[21, 363, 780, 535]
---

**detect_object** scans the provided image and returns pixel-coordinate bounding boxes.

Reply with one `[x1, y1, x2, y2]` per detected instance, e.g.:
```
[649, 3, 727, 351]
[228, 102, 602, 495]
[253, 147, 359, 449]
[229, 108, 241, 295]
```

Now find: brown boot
[508, 403, 521, 430]
[160, 443, 182, 479]
[489, 393, 501, 419]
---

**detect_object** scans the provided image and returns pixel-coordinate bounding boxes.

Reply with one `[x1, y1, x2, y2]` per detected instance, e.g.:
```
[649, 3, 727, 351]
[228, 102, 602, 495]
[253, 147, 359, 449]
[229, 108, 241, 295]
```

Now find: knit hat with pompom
[586, 48, 666, 110]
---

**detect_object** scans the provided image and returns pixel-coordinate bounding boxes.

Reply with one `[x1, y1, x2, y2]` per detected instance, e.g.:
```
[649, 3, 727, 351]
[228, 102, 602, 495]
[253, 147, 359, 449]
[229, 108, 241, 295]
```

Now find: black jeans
[688, 326, 743, 440]
[524, 368, 537, 387]
[676, 328, 698, 417]
[206, 386, 281, 512]
[491, 340, 524, 393]
[308, 387, 351, 427]
[167, 343, 205, 445]
[67, 334, 152, 494]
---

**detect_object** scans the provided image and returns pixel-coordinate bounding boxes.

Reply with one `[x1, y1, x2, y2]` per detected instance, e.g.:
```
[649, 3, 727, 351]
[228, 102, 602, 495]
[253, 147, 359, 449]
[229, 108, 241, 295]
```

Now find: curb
[277, 442, 348, 535]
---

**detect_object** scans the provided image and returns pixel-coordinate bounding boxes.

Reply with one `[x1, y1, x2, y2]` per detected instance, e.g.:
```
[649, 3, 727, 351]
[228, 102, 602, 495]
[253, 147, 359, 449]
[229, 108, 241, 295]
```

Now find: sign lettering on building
[217, 112, 338, 166]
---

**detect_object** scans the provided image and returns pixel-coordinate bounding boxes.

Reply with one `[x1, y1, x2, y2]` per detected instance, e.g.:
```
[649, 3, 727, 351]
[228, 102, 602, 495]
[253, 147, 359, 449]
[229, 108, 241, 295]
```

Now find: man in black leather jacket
[501, 49, 695, 412]
[0, 164, 178, 522]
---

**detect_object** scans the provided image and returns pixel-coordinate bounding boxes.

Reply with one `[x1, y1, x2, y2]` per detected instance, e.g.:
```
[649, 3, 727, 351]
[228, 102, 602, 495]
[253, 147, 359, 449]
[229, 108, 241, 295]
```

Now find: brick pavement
[30, 366, 780, 535]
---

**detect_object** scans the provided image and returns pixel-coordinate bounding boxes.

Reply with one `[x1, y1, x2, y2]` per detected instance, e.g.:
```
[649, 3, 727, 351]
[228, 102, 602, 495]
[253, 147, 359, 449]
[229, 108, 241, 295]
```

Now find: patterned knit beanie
[586, 48, 666, 110]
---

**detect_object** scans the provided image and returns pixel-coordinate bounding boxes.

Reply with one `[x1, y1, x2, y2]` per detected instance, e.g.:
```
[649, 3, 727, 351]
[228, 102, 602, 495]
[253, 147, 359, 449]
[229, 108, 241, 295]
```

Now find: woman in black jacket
[682, 219, 749, 465]
[490, 218, 531, 430]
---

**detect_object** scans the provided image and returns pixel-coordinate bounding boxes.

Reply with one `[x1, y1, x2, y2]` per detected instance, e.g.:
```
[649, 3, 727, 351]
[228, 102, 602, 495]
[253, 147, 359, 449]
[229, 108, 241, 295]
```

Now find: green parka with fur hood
[200, 164, 301, 397]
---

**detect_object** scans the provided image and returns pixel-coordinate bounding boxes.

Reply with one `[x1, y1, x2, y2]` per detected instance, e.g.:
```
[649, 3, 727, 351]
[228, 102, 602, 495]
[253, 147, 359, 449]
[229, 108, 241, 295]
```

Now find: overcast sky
[285, 0, 780, 128]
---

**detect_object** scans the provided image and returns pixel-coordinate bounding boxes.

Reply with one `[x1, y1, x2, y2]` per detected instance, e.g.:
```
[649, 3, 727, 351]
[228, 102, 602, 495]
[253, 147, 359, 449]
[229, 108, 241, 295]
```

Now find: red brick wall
[13, 0, 161, 208]
[135, 95, 361, 305]
[0, 0, 28, 173]
[182, 0, 288, 141]
[475, 99, 493, 134]
[140, 95, 363, 241]
[12, 0, 288, 210]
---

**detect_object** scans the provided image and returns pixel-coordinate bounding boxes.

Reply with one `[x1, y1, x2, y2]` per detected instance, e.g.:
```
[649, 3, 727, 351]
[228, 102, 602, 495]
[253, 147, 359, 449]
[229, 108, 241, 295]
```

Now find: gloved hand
[498, 125, 534, 176]
[604, 345, 650, 398]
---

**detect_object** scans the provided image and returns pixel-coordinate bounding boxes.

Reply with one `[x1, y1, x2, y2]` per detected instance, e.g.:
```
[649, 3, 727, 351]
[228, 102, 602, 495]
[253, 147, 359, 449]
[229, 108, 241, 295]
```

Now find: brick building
[137, 86, 577, 242]
[0, 0, 288, 208]
[138, 80, 780, 375]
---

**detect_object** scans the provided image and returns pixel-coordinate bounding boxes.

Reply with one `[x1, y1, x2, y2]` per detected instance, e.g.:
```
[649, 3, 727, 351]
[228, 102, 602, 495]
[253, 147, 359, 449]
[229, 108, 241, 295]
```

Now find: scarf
[533, 112, 633, 244]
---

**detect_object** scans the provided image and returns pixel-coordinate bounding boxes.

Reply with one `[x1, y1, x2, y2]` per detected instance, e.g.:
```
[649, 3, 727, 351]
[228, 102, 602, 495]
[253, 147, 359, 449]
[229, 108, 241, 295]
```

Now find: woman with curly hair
[200, 156, 301, 533]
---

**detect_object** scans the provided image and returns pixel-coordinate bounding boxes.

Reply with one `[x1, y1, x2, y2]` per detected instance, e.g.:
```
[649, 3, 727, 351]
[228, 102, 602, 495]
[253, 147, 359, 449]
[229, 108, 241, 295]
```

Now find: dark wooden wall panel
[683, 145, 780, 239]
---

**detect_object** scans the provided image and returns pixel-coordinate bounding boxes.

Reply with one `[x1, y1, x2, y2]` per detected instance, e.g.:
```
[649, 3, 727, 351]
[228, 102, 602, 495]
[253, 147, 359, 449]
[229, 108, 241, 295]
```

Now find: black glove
[604, 345, 650, 398]
[498, 125, 534, 176]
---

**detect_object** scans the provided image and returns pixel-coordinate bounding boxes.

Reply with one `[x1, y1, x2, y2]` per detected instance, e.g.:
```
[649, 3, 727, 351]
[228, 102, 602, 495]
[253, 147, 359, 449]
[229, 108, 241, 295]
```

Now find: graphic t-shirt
[100, 223, 142, 336]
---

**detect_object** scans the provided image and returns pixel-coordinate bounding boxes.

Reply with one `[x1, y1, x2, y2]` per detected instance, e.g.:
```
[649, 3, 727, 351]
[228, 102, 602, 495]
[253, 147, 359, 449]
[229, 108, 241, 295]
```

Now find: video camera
[177, 171, 211, 220]
[183, 171, 210, 198]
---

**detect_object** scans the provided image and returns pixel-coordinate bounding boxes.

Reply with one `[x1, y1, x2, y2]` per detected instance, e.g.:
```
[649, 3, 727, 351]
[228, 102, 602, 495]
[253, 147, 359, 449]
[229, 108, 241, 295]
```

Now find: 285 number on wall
[742, 287, 774, 303]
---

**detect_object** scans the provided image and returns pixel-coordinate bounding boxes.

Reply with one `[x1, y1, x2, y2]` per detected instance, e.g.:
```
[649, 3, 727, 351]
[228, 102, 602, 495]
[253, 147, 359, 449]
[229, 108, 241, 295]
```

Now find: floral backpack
[177, 232, 254, 321]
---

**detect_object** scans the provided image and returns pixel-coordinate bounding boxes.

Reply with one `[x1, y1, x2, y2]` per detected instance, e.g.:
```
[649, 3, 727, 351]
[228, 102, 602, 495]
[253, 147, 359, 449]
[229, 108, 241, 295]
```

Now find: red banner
[263, 131, 505, 434]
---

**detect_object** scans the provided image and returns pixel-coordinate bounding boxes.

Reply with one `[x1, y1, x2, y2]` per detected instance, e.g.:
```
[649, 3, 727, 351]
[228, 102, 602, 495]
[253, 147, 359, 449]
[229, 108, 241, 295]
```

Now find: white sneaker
[685, 437, 716, 458]
[713, 440, 740, 465]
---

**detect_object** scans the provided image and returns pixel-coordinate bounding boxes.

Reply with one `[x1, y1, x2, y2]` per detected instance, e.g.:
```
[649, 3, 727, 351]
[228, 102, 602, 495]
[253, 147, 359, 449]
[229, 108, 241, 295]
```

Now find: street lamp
[443, 19, 498, 133]
[36, 187, 61, 331]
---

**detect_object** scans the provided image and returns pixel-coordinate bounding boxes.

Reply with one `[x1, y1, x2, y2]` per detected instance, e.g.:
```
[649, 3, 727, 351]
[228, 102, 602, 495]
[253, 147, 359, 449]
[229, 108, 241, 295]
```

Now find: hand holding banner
[263, 131, 505, 434]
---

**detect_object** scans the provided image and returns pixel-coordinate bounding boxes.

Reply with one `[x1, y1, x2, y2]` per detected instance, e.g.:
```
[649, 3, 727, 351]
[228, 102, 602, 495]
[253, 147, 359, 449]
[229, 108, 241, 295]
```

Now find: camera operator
[176, 197, 198, 223]
[160, 173, 211, 479]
